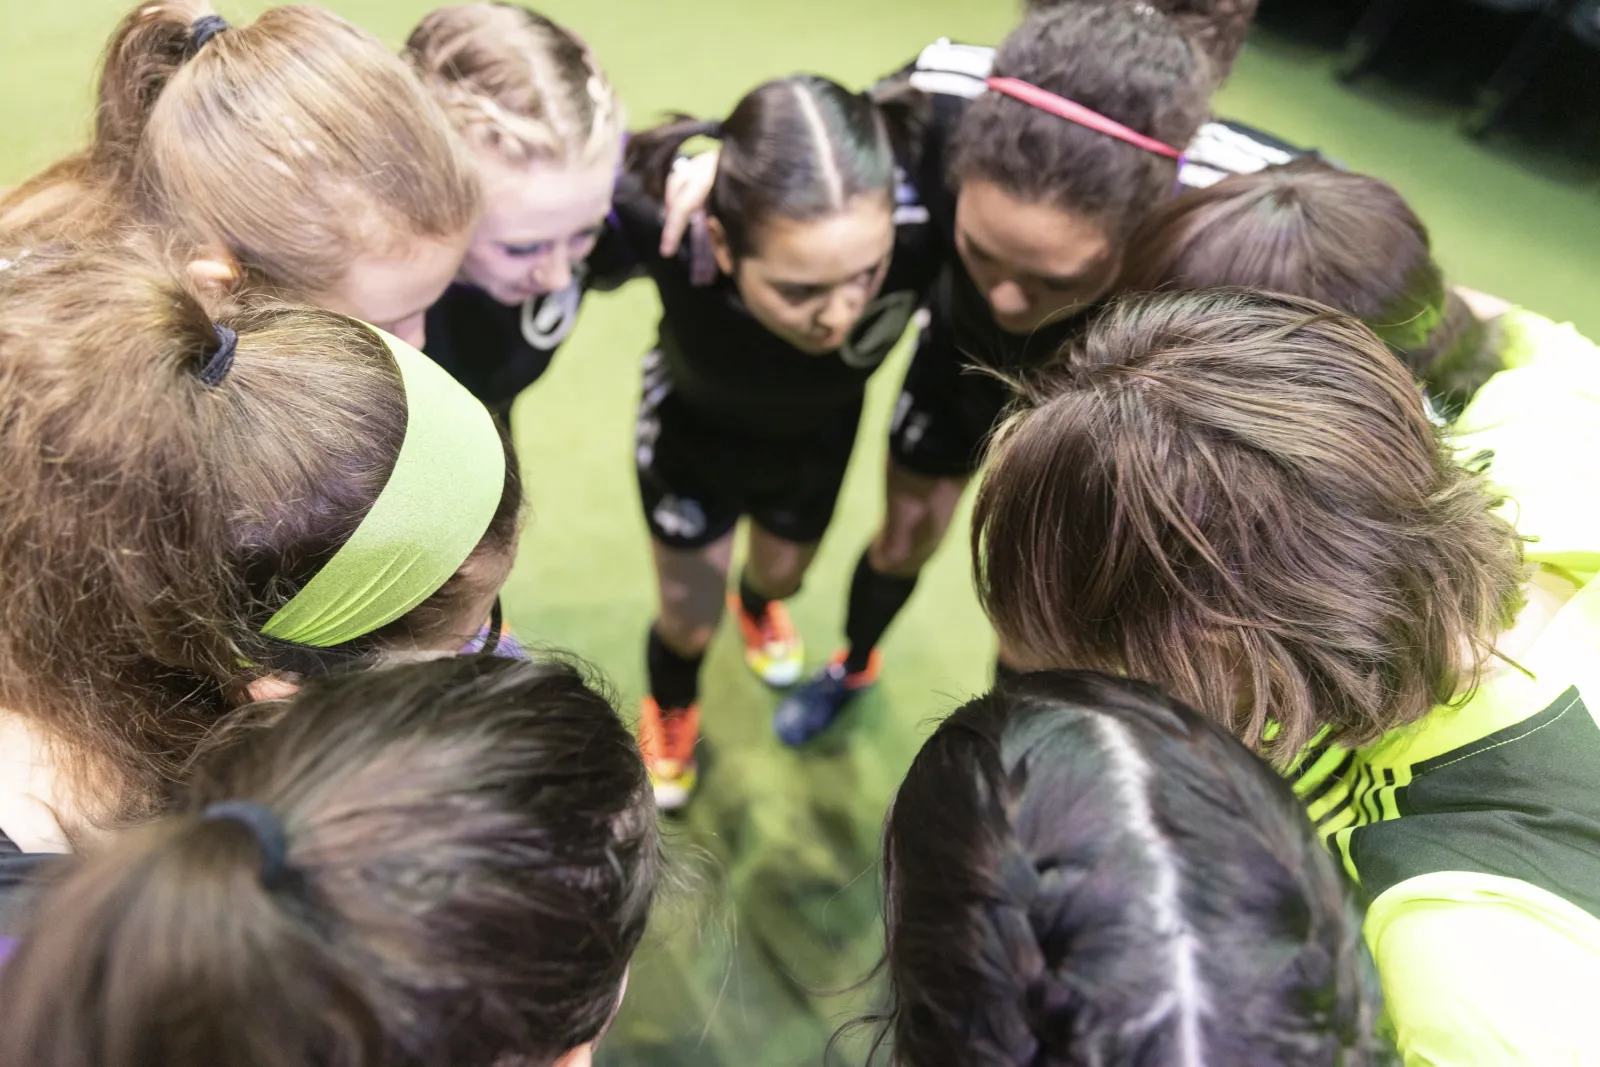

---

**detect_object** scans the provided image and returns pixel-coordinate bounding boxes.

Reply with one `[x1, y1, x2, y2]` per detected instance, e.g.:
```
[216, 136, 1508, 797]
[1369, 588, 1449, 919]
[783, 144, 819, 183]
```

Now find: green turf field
[6, 3, 1599, 1065]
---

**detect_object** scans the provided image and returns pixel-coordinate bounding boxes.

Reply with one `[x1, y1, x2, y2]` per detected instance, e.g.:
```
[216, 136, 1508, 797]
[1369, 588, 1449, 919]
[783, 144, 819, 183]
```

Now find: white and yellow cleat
[730, 594, 804, 688]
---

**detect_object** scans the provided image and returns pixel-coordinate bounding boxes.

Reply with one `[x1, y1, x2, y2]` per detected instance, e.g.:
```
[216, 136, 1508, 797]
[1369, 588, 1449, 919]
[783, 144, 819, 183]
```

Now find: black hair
[0, 655, 659, 1067]
[626, 73, 898, 258]
[952, 3, 1213, 238]
[870, 670, 1395, 1067]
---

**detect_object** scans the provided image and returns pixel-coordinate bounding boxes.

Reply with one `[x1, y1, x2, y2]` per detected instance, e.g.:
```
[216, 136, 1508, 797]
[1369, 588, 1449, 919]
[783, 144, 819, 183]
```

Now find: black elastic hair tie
[702, 119, 723, 140]
[201, 800, 290, 889]
[189, 14, 230, 54]
[199, 323, 237, 387]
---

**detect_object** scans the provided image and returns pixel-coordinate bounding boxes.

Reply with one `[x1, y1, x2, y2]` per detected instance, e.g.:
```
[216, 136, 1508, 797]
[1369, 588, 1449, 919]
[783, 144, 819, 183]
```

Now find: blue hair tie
[189, 14, 230, 54]
[201, 800, 290, 888]
[199, 323, 237, 387]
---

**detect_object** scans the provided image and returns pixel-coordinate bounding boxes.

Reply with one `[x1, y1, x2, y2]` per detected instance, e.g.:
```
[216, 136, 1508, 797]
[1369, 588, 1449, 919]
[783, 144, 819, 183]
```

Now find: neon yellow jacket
[1293, 310, 1600, 1066]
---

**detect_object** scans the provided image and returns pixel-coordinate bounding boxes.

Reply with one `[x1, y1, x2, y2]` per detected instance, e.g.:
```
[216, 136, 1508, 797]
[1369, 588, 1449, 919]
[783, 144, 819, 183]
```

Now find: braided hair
[871, 671, 1395, 1067]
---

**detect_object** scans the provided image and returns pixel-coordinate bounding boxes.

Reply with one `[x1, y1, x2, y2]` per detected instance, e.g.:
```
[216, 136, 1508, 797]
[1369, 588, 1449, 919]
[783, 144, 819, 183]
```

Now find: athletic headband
[260, 327, 507, 649]
[202, 801, 289, 889]
[985, 77, 1183, 160]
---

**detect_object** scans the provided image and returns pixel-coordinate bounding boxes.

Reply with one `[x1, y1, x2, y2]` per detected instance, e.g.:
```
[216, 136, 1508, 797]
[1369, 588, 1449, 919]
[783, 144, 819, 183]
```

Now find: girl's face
[461, 149, 618, 307]
[712, 195, 895, 355]
[955, 179, 1122, 335]
[316, 230, 472, 349]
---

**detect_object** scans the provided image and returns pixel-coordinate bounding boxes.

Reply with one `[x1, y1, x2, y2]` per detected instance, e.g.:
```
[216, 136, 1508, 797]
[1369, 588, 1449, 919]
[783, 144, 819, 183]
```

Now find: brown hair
[1, 2, 479, 298]
[0, 239, 519, 833]
[1025, 0, 1261, 79]
[0, 654, 659, 1067]
[972, 289, 1524, 763]
[405, 2, 624, 170]
[951, 4, 1213, 240]
[1119, 160, 1502, 416]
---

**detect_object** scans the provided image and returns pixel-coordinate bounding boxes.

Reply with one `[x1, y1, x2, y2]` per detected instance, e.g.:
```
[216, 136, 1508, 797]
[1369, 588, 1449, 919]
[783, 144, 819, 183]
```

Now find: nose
[533, 247, 572, 294]
[817, 287, 866, 335]
[987, 280, 1030, 319]
[391, 311, 428, 350]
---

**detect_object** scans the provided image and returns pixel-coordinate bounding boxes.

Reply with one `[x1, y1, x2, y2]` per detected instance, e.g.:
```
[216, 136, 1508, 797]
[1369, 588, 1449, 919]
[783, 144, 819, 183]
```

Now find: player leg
[777, 339, 1005, 742]
[634, 357, 741, 810]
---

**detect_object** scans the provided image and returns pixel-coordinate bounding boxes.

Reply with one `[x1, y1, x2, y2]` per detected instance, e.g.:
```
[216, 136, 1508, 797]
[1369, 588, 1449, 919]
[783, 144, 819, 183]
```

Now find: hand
[660, 148, 720, 258]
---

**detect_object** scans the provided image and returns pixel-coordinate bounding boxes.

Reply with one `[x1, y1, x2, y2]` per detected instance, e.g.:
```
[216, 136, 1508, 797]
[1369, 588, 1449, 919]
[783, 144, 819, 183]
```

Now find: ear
[551, 1042, 597, 1067]
[704, 214, 736, 277]
[186, 252, 240, 293]
[245, 674, 302, 704]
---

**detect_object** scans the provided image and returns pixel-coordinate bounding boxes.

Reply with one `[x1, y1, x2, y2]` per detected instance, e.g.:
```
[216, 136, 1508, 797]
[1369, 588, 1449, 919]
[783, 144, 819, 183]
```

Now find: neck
[0, 709, 91, 852]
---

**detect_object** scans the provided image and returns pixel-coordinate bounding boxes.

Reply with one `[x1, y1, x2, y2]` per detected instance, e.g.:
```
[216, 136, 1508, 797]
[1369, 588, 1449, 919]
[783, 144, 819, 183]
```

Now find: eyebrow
[962, 228, 1094, 287]
[765, 255, 889, 289]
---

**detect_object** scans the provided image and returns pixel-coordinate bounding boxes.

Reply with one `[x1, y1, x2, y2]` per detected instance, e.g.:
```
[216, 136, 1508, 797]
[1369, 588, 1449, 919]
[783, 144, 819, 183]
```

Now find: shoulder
[898, 38, 994, 101]
[1179, 118, 1314, 190]
[1366, 872, 1600, 1065]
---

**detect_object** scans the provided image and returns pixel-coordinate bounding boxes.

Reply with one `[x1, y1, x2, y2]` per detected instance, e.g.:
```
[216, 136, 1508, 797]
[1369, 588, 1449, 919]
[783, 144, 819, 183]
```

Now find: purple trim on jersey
[0, 936, 16, 968]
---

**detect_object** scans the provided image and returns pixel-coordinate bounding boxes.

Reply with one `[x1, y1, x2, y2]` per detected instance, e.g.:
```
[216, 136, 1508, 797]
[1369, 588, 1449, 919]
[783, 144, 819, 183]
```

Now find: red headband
[985, 77, 1183, 160]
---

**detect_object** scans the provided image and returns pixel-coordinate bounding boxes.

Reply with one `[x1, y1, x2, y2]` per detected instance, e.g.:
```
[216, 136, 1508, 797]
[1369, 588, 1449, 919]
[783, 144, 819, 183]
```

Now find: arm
[1366, 874, 1600, 1065]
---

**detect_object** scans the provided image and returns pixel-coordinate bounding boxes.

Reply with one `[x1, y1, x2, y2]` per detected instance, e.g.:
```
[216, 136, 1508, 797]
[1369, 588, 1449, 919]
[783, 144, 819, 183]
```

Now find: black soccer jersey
[423, 224, 636, 415]
[608, 167, 940, 439]
[889, 38, 1316, 372]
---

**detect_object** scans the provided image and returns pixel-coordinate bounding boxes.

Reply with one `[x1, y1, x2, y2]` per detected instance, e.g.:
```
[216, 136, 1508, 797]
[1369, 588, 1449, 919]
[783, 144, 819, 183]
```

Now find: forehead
[330, 233, 469, 323]
[744, 196, 895, 282]
[475, 150, 617, 240]
[957, 179, 1117, 280]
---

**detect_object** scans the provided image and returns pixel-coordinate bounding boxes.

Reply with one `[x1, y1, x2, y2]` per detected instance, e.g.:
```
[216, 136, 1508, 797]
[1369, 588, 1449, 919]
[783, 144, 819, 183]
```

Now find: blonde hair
[405, 3, 624, 170]
[2, 2, 479, 298]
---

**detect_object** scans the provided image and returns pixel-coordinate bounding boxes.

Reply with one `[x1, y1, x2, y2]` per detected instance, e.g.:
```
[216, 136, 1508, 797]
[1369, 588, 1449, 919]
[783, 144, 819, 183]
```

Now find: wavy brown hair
[972, 289, 1525, 763]
[0, 239, 519, 834]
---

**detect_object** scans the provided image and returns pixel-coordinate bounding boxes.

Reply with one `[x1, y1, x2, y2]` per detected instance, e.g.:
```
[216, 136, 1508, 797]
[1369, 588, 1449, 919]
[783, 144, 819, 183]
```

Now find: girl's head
[0, 655, 659, 1067]
[1025, 0, 1260, 78]
[0, 240, 519, 831]
[628, 75, 898, 355]
[877, 670, 1390, 1067]
[951, 4, 1212, 334]
[406, 3, 625, 307]
[4, 2, 479, 346]
[972, 289, 1524, 762]
[1120, 160, 1500, 417]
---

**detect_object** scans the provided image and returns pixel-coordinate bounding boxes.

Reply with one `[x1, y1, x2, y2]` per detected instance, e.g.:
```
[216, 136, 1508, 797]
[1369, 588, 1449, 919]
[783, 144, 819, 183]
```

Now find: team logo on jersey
[840, 290, 920, 370]
[652, 494, 708, 542]
[519, 269, 585, 352]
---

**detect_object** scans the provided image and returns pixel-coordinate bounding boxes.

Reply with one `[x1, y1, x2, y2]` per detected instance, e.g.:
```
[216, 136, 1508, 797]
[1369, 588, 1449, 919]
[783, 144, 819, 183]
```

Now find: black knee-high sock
[738, 571, 774, 620]
[843, 553, 919, 675]
[647, 627, 704, 711]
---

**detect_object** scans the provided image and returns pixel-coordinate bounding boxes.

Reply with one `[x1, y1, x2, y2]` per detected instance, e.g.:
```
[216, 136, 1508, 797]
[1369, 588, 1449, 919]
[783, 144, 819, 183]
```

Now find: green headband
[260, 327, 507, 648]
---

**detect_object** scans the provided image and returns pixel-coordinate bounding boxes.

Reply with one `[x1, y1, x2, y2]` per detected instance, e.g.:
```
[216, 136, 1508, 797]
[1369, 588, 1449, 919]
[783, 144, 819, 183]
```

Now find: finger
[660, 173, 692, 258]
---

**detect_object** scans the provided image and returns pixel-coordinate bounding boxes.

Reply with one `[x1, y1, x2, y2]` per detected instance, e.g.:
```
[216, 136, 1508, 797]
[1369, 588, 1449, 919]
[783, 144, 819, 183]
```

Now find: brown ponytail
[0, 239, 519, 833]
[2, 2, 479, 300]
